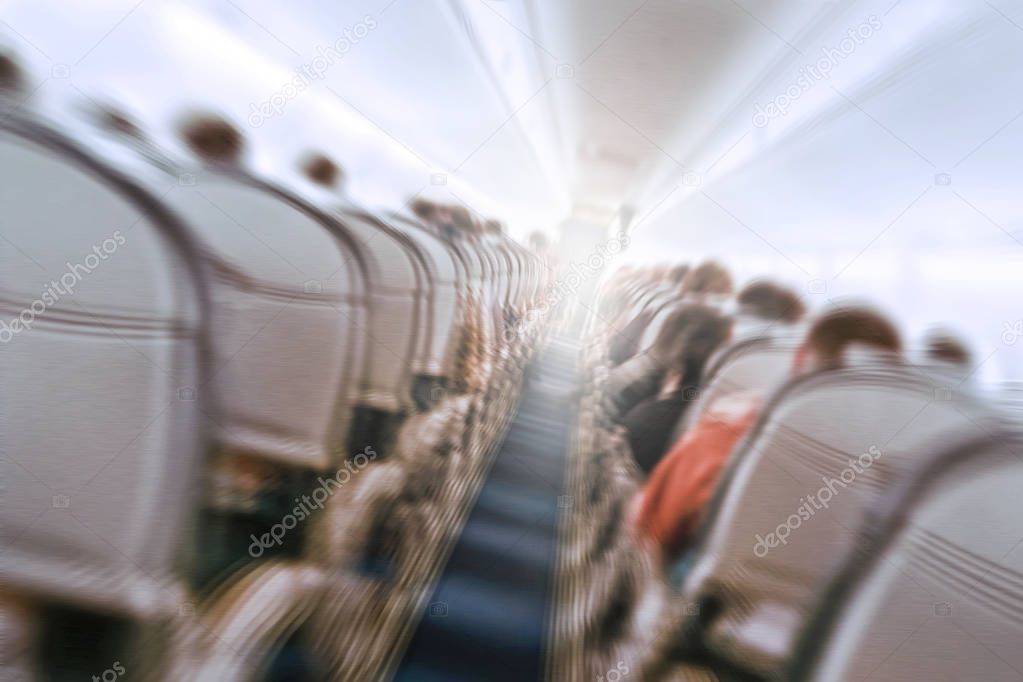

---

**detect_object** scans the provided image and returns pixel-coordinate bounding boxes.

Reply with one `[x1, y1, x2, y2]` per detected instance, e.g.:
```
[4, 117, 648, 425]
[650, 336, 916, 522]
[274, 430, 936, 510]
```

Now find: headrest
[841, 343, 902, 368]
[179, 112, 244, 164]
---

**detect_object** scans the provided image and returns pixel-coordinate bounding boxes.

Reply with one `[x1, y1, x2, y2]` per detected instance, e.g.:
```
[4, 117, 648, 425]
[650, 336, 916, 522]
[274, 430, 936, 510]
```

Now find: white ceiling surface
[2, 0, 1022, 380]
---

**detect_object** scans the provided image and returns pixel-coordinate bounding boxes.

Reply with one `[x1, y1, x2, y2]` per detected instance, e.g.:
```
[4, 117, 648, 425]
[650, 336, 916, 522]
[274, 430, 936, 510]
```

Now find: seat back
[636, 295, 681, 351]
[793, 431, 1023, 682]
[680, 364, 992, 678]
[383, 215, 462, 381]
[0, 113, 207, 614]
[331, 209, 423, 414]
[162, 166, 366, 470]
[675, 330, 802, 437]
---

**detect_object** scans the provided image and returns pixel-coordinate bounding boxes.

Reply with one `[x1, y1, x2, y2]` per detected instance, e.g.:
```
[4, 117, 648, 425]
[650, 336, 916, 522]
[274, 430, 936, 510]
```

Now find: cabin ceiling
[2, 0, 1022, 254]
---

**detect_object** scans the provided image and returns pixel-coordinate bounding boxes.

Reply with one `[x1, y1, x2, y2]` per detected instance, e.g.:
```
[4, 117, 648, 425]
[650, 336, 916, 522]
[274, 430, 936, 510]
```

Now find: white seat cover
[676, 331, 802, 437]
[331, 210, 421, 413]
[0, 118, 205, 614]
[805, 435, 1023, 682]
[384, 216, 462, 379]
[163, 172, 364, 468]
[681, 365, 992, 678]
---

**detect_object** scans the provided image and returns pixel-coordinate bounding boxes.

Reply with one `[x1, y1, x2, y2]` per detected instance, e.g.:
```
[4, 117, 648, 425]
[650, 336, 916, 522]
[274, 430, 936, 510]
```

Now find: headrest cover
[180, 112, 244, 163]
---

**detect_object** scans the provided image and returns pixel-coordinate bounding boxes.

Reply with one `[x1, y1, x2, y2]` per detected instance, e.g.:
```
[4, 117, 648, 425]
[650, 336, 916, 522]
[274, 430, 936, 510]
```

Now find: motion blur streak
[1, 1, 1021, 681]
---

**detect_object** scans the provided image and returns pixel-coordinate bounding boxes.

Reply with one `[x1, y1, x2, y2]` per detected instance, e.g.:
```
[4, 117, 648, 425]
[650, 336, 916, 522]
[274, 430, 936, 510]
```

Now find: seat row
[556, 271, 1022, 682]
[0, 63, 551, 681]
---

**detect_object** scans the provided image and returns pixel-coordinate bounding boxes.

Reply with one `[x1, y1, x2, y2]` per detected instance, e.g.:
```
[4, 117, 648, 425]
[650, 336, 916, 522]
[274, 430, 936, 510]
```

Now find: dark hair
[483, 219, 504, 236]
[0, 52, 24, 93]
[806, 306, 901, 367]
[667, 264, 690, 285]
[410, 198, 438, 222]
[301, 152, 343, 188]
[180, 113, 244, 163]
[680, 260, 733, 297]
[653, 304, 733, 381]
[924, 331, 972, 366]
[737, 280, 806, 323]
[448, 205, 477, 234]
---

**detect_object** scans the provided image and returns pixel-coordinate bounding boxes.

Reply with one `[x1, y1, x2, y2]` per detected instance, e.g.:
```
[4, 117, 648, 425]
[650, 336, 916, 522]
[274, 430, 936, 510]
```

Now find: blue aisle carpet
[392, 337, 580, 682]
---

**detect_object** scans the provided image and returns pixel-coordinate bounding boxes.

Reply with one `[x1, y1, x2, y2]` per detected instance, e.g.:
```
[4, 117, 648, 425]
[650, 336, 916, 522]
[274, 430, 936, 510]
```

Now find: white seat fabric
[331, 209, 423, 414]
[161, 170, 366, 469]
[679, 364, 993, 679]
[0, 114, 206, 617]
[385, 216, 462, 381]
[674, 329, 802, 438]
[797, 432, 1023, 682]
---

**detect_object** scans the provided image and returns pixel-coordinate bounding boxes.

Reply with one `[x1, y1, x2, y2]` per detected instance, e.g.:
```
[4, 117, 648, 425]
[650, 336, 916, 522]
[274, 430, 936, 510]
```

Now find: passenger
[605, 304, 724, 419]
[924, 329, 973, 367]
[179, 113, 245, 164]
[666, 263, 690, 287]
[620, 306, 733, 475]
[301, 152, 345, 190]
[0, 52, 24, 93]
[632, 305, 902, 565]
[679, 260, 734, 298]
[607, 267, 684, 365]
[736, 279, 806, 323]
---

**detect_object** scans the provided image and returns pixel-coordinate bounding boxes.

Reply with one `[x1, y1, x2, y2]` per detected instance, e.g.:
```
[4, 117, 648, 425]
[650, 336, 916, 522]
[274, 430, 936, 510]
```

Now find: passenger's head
[737, 280, 806, 323]
[794, 305, 901, 374]
[680, 260, 734, 298]
[0, 52, 24, 94]
[449, 205, 477, 235]
[924, 329, 972, 367]
[528, 230, 550, 254]
[667, 264, 690, 286]
[301, 152, 344, 189]
[180, 113, 244, 164]
[651, 303, 733, 379]
[410, 198, 439, 224]
[651, 263, 672, 282]
[484, 219, 504, 236]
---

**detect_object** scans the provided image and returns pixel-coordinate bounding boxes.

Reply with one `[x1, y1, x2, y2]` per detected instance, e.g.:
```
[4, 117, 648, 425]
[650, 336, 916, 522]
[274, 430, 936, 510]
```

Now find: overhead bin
[0, 107, 208, 619]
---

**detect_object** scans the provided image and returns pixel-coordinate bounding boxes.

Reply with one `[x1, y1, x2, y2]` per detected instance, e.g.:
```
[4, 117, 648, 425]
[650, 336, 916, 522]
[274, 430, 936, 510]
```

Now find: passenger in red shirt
[632, 305, 903, 564]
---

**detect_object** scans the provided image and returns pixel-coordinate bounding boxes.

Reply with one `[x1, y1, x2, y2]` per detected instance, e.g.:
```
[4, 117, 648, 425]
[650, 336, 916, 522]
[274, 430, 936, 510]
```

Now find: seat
[672, 327, 803, 439]
[163, 169, 366, 468]
[0, 108, 207, 621]
[380, 217, 462, 403]
[791, 430, 1023, 682]
[671, 361, 995, 680]
[332, 209, 424, 418]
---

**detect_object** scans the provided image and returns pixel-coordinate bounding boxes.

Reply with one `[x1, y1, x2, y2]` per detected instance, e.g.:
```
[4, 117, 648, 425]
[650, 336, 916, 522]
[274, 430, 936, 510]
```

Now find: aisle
[392, 336, 581, 682]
